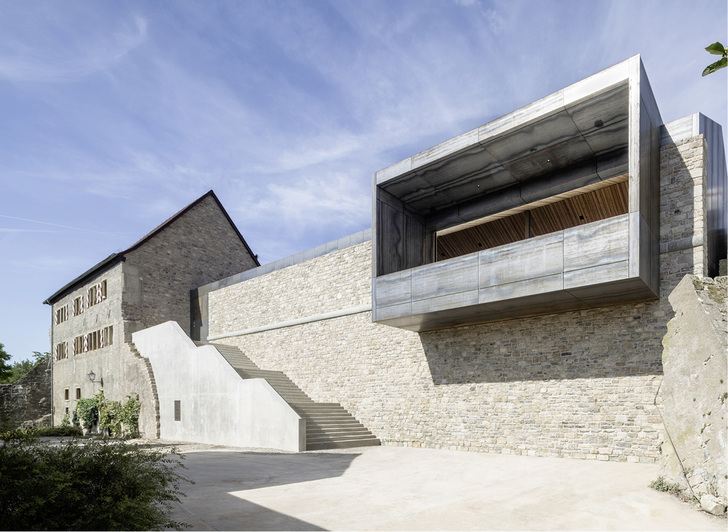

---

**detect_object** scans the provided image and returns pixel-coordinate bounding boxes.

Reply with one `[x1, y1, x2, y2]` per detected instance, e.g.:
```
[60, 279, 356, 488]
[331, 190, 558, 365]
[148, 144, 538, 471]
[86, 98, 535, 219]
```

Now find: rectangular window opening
[75, 388, 81, 400]
[174, 400, 181, 421]
[64, 388, 69, 401]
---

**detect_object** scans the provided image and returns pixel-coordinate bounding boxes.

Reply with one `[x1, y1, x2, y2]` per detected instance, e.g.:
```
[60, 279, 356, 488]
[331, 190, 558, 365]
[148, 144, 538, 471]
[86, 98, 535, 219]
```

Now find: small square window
[64, 389, 69, 401]
[76, 388, 81, 400]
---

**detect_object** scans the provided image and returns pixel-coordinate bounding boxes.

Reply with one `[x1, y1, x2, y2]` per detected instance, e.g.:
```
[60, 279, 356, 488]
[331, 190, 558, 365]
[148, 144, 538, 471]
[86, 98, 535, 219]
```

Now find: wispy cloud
[0, 215, 128, 235]
[0, 12, 147, 82]
[0, 228, 60, 234]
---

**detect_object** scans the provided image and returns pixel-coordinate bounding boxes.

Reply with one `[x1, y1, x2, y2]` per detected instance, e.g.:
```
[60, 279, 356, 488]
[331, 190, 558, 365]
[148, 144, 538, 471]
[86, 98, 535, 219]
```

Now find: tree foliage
[0, 347, 48, 385]
[0, 437, 191, 530]
[0, 343, 11, 382]
[703, 41, 727, 76]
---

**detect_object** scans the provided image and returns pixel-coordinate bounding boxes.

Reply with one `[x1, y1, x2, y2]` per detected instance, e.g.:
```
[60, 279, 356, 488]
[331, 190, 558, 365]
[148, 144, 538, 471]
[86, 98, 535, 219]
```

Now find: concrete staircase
[208, 343, 380, 451]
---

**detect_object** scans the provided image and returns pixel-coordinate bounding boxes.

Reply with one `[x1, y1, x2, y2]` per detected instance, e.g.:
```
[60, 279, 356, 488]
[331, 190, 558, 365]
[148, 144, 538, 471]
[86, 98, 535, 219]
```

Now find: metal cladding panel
[375, 301, 413, 322]
[565, 83, 629, 136]
[411, 289, 479, 315]
[484, 289, 589, 318]
[700, 114, 728, 277]
[483, 110, 581, 165]
[563, 261, 630, 291]
[478, 274, 563, 304]
[563, 214, 629, 272]
[411, 253, 478, 300]
[565, 277, 657, 305]
[479, 233, 564, 289]
[374, 270, 412, 307]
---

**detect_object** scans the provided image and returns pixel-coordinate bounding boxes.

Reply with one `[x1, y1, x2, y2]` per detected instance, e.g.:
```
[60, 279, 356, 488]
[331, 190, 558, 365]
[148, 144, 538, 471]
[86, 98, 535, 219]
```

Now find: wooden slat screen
[436, 180, 628, 261]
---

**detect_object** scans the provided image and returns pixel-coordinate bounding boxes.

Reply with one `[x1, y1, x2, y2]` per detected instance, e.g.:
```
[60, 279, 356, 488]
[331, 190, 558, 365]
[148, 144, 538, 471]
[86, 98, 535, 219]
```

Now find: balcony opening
[435, 175, 628, 261]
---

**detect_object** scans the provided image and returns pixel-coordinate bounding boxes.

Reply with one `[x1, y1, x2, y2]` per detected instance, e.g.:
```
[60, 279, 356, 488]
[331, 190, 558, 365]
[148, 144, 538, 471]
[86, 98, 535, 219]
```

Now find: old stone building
[48, 55, 727, 491]
[44, 191, 259, 435]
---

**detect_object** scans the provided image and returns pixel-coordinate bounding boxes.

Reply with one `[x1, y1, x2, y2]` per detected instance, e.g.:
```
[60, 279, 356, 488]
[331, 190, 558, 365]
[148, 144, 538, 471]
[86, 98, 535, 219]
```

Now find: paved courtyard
[161, 442, 724, 530]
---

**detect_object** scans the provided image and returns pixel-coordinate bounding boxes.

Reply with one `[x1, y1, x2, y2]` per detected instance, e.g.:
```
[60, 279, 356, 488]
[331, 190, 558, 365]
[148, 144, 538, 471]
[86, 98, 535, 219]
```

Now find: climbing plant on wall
[74, 391, 141, 437]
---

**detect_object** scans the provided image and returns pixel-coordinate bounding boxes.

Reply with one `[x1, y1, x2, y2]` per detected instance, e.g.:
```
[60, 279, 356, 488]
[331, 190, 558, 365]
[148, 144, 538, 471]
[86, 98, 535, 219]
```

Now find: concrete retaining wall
[133, 321, 304, 452]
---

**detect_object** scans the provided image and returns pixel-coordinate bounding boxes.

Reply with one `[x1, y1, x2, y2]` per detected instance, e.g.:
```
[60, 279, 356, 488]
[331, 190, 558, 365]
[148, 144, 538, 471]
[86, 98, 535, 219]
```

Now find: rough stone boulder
[660, 275, 727, 504]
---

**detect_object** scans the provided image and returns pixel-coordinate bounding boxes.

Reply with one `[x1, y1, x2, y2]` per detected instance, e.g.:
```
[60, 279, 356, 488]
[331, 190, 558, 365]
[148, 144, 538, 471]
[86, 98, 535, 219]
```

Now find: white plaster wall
[133, 321, 304, 451]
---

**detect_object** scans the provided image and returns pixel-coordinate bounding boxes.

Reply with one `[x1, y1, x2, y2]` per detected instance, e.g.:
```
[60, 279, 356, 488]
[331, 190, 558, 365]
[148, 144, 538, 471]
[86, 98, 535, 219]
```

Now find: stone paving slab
[161, 442, 725, 531]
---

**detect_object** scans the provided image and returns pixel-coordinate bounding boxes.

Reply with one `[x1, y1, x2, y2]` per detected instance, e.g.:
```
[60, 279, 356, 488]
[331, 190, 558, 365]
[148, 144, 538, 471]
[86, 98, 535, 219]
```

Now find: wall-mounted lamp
[87, 371, 103, 386]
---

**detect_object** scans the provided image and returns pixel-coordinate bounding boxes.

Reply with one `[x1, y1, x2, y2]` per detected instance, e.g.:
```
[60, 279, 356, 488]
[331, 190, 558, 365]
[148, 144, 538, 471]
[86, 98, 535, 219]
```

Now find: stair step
[307, 434, 378, 443]
[206, 341, 380, 452]
[306, 438, 381, 451]
[307, 429, 373, 438]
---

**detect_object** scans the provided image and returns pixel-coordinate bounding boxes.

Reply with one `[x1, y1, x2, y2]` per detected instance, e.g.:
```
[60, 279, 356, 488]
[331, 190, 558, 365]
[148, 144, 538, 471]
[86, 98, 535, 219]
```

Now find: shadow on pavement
[167, 450, 360, 530]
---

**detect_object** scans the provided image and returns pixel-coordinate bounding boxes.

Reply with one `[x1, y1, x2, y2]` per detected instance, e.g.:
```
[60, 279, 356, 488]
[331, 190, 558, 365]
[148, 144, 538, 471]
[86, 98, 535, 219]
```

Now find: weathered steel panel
[411, 253, 478, 300]
[374, 301, 412, 322]
[479, 273, 563, 303]
[519, 159, 599, 204]
[563, 214, 629, 272]
[563, 260, 630, 290]
[566, 82, 629, 136]
[479, 233, 564, 288]
[411, 129, 481, 174]
[479, 90, 564, 142]
[374, 270, 412, 308]
[485, 289, 588, 318]
[376, 199, 404, 276]
[484, 110, 583, 167]
[411, 289, 479, 315]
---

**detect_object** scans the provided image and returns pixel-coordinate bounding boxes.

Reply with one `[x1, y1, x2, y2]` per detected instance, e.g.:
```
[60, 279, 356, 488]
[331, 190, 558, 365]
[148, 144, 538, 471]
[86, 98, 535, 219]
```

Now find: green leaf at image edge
[705, 42, 726, 55]
[702, 57, 728, 77]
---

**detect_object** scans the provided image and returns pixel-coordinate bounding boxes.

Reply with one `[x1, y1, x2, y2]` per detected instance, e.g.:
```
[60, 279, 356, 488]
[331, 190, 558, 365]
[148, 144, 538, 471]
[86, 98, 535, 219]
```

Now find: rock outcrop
[660, 275, 727, 507]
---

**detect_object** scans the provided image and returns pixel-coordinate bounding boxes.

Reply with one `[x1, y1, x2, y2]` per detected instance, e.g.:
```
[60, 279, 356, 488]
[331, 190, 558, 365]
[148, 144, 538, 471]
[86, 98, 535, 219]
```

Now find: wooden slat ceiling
[436, 179, 628, 261]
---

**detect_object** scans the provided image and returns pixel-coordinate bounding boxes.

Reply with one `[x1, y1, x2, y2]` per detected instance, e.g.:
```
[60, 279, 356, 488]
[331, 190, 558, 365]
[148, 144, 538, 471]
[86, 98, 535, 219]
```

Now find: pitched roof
[43, 190, 259, 305]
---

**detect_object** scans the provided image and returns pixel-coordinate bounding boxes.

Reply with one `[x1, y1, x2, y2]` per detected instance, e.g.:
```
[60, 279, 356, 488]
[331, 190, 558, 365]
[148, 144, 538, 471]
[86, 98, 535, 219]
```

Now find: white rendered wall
[133, 321, 304, 451]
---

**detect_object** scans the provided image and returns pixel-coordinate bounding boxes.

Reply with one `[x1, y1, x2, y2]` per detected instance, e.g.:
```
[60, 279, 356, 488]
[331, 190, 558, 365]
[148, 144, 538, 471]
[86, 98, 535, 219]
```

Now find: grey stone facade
[205, 131, 717, 462]
[47, 192, 259, 436]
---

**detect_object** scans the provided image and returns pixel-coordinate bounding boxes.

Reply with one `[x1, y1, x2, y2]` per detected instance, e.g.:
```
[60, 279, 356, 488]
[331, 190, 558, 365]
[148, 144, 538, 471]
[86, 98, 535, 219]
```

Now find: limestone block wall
[207, 133, 712, 462]
[0, 357, 51, 430]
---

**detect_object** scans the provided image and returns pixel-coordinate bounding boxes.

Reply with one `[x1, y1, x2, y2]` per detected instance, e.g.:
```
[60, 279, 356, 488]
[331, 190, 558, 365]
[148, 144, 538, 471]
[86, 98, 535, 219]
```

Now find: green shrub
[34, 425, 83, 437]
[0, 426, 83, 440]
[0, 438, 191, 530]
[120, 393, 141, 435]
[649, 476, 683, 494]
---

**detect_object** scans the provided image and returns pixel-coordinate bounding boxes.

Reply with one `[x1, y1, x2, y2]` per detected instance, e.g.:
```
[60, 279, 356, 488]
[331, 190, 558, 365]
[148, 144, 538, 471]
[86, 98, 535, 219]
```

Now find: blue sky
[0, 0, 726, 362]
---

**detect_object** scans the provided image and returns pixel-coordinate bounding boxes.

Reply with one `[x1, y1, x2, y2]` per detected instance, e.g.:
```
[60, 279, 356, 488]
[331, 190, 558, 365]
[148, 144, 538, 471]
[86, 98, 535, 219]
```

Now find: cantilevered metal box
[372, 55, 662, 331]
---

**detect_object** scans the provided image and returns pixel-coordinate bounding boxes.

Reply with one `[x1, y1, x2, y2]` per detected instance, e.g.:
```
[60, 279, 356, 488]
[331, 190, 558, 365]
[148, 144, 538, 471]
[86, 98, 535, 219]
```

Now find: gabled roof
[43, 190, 259, 305]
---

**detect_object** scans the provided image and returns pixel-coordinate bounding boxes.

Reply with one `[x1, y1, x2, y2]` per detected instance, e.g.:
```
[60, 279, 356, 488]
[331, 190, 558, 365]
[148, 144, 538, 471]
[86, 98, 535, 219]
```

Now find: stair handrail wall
[132, 321, 305, 451]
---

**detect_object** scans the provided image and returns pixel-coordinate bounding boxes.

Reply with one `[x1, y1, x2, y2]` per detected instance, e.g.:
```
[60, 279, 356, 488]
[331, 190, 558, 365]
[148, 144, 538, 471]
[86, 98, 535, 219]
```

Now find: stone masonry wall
[208, 135, 710, 462]
[0, 357, 51, 430]
[125, 194, 258, 339]
[51, 194, 257, 436]
[50, 263, 158, 437]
